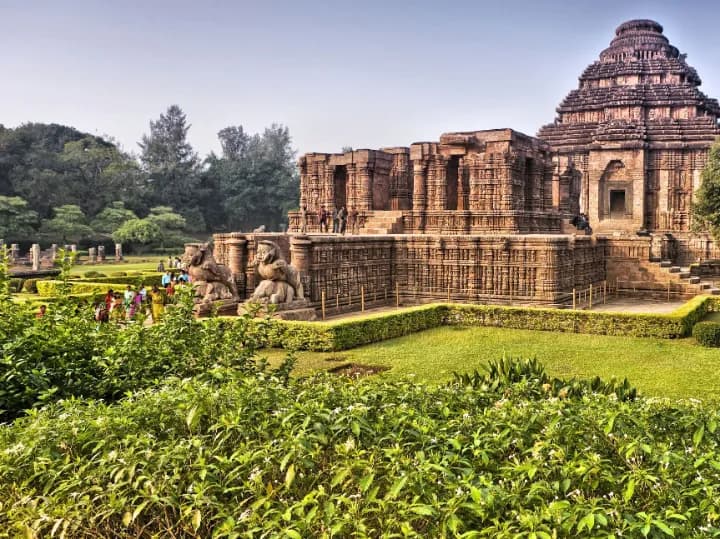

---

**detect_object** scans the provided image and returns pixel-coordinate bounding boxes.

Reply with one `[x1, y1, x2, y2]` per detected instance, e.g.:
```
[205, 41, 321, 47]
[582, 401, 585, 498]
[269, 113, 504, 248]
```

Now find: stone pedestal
[70, 244, 77, 254]
[88, 247, 97, 263]
[97, 245, 106, 262]
[193, 298, 239, 317]
[238, 298, 317, 321]
[50, 244, 58, 262]
[31, 243, 41, 271]
[10, 244, 19, 262]
[115, 243, 123, 261]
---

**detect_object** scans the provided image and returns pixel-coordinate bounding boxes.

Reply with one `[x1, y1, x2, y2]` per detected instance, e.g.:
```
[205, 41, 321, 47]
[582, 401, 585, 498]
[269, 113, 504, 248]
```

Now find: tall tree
[91, 201, 138, 235]
[0, 195, 38, 240]
[40, 204, 93, 244]
[200, 123, 299, 232]
[138, 105, 201, 228]
[693, 139, 720, 239]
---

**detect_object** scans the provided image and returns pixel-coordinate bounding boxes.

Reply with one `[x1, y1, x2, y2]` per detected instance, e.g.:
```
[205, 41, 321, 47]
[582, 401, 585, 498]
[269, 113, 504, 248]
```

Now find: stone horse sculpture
[185, 244, 238, 303]
[250, 240, 304, 304]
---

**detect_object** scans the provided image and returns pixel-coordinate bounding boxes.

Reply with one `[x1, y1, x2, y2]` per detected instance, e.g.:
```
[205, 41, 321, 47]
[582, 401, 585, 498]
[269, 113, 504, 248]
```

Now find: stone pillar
[97, 245, 106, 262]
[412, 162, 427, 212]
[226, 237, 248, 298]
[290, 235, 313, 301]
[115, 243, 123, 261]
[50, 244, 58, 262]
[64, 244, 72, 254]
[70, 244, 78, 257]
[357, 166, 373, 211]
[31, 243, 41, 271]
[10, 244, 19, 262]
[88, 247, 97, 264]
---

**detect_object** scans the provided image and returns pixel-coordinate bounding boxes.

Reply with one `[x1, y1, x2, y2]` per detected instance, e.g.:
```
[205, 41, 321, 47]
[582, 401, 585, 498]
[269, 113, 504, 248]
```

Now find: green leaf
[386, 475, 407, 499]
[285, 530, 302, 539]
[359, 473, 374, 493]
[285, 463, 296, 490]
[409, 505, 434, 516]
[191, 509, 201, 531]
[624, 478, 635, 503]
[351, 421, 360, 437]
[693, 424, 704, 447]
[653, 520, 675, 536]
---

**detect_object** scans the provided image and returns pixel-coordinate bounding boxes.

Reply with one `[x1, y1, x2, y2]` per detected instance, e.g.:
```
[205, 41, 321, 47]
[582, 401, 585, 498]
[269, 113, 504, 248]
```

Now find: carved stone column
[290, 235, 313, 300]
[412, 162, 426, 212]
[357, 166, 372, 211]
[226, 237, 248, 298]
[88, 247, 97, 264]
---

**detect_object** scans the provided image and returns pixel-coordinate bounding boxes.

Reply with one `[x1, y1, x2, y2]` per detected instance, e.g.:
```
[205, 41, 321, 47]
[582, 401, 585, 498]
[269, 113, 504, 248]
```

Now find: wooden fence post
[589, 284, 593, 309]
[321, 290, 326, 320]
[396, 282, 400, 308]
[572, 288, 576, 310]
[361, 285, 365, 312]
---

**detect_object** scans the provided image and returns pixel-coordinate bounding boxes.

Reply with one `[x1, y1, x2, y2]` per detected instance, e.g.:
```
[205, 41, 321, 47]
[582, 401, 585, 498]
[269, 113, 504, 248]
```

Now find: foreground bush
[0, 363, 718, 537]
[693, 321, 720, 347]
[0, 250, 278, 421]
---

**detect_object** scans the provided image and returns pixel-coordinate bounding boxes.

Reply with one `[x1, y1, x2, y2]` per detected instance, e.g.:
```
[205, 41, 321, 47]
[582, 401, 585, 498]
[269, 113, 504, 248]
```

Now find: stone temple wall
[214, 233, 607, 308]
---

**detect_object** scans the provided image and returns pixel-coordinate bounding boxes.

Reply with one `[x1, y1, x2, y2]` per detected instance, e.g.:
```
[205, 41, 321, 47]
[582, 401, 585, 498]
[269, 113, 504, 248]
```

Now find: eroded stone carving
[250, 240, 304, 304]
[185, 244, 238, 303]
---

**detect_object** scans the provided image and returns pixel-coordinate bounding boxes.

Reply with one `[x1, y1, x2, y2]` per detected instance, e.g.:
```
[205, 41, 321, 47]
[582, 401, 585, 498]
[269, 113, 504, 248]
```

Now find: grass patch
[69, 256, 161, 276]
[264, 325, 720, 400]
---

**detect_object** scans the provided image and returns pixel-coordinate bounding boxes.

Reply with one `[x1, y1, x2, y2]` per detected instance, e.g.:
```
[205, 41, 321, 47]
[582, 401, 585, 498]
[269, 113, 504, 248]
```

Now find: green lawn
[69, 256, 163, 275]
[264, 325, 720, 400]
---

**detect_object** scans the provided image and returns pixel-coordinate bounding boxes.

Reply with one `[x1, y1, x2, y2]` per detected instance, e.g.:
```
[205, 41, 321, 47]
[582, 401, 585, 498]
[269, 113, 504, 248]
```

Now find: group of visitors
[300, 205, 360, 235]
[94, 280, 181, 325]
[157, 256, 186, 272]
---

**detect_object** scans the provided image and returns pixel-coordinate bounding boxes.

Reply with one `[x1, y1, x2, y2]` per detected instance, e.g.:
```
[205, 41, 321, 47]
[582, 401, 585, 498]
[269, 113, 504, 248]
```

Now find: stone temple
[214, 20, 720, 311]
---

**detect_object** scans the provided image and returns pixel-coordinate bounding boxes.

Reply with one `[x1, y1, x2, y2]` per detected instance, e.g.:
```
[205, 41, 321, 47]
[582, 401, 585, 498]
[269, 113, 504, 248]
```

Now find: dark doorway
[333, 166, 347, 210]
[446, 156, 459, 210]
[610, 190, 626, 218]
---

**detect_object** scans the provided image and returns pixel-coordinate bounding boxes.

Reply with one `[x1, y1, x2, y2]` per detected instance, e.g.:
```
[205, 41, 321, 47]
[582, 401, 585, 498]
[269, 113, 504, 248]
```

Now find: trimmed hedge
[257, 296, 714, 351]
[693, 321, 720, 347]
[260, 304, 448, 351]
[22, 278, 39, 293]
[72, 274, 163, 287]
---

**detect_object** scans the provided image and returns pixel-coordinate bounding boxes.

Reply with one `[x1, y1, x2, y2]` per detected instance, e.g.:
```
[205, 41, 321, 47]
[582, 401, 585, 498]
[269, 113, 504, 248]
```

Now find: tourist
[332, 206, 339, 233]
[94, 301, 108, 323]
[348, 206, 359, 234]
[104, 289, 114, 312]
[123, 285, 135, 314]
[300, 205, 308, 233]
[166, 280, 176, 301]
[174, 256, 182, 269]
[166, 256, 173, 269]
[110, 293, 124, 322]
[338, 205, 347, 234]
[161, 270, 172, 288]
[178, 269, 190, 283]
[35, 304, 47, 318]
[128, 288, 143, 320]
[319, 205, 328, 233]
[149, 285, 165, 322]
[157, 259, 165, 272]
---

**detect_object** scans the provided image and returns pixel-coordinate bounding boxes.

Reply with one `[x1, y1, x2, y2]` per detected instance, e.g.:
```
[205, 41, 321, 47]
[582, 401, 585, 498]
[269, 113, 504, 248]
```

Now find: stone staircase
[359, 211, 405, 234]
[650, 259, 720, 295]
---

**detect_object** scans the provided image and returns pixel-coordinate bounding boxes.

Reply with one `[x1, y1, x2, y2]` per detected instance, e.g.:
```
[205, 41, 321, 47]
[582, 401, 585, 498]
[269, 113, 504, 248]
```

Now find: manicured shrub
[9, 278, 23, 293]
[83, 270, 101, 278]
[22, 278, 39, 293]
[693, 321, 720, 347]
[110, 271, 127, 277]
[260, 297, 713, 351]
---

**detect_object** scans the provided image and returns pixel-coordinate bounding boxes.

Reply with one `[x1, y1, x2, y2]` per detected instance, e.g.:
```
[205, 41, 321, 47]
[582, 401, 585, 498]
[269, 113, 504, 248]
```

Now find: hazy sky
[1, 0, 718, 158]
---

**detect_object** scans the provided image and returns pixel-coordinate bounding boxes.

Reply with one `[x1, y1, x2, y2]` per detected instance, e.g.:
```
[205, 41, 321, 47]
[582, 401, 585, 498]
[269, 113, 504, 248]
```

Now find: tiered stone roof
[539, 19, 720, 150]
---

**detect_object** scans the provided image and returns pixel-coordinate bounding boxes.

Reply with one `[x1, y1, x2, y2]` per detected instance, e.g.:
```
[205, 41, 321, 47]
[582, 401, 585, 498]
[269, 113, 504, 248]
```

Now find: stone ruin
[207, 20, 720, 314]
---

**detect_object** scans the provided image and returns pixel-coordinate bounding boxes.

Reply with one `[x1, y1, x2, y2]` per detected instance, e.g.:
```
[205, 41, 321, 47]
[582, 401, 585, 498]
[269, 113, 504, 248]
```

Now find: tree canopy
[0, 107, 300, 243]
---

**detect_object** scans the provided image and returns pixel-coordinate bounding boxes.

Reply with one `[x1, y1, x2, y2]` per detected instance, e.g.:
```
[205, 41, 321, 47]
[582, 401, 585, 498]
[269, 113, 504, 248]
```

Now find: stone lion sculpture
[185, 244, 238, 303]
[250, 240, 304, 304]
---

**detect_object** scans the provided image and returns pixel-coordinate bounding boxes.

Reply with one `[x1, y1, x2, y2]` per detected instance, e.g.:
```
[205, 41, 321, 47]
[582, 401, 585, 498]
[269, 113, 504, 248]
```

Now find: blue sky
[0, 0, 717, 157]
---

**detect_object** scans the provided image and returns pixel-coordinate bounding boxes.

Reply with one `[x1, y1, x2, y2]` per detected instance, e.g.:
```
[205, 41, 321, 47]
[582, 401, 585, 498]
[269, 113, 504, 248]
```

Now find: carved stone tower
[539, 19, 720, 234]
